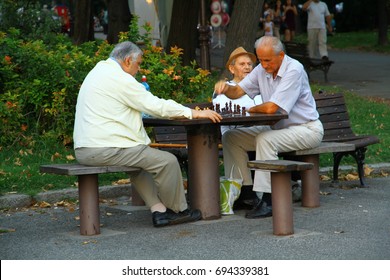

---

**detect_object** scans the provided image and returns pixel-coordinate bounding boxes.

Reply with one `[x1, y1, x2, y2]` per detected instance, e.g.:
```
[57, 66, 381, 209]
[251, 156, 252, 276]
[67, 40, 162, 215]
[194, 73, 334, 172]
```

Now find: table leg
[300, 154, 320, 208]
[187, 124, 221, 220]
[271, 172, 294, 236]
[78, 174, 101, 235]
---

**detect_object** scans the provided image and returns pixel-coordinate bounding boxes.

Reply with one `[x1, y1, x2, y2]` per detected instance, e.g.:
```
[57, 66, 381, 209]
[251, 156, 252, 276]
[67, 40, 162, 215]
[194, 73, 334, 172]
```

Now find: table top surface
[143, 112, 288, 126]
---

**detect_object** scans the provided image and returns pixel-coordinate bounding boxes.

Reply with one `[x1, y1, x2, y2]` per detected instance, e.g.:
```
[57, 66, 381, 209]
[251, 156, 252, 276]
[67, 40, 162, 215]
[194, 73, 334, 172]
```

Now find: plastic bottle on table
[140, 75, 151, 118]
[141, 75, 150, 91]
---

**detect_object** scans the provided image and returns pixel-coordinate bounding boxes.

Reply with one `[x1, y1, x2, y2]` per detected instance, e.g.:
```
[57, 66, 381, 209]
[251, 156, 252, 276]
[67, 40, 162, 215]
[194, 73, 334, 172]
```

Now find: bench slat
[40, 164, 140, 176]
[248, 160, 313, 172]
[281, 142, 355, 156]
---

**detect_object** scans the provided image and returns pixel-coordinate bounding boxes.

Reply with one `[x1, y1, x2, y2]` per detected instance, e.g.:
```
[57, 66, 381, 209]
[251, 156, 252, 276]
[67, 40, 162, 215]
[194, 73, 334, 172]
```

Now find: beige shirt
[74, 58, 192, 148]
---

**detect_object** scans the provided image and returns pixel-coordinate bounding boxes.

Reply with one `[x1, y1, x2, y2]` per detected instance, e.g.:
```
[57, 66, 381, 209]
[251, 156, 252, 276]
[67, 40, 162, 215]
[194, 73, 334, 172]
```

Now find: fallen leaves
[66, 154, 75, 161]
[31, 200, 78, 213]
[112, 178, 130, 185]
[49, 152, 76, 162]
[37, 201, 51, 208]
[50, 152, 61, 161]
[82, 240, 98, 245]
[14, 158, 22, 166]
[320, 191, 331, 196]
[0, 228, 16, 234]
[320, 164, 386, 183]
[344, 173, 359, 181]
[364, 165, 374, 176]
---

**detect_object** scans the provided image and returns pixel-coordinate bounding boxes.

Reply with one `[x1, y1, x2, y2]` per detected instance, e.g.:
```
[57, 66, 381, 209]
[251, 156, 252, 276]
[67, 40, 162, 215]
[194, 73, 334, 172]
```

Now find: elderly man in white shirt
[74, 41, 222, 227]
[214, 36, 323, 219]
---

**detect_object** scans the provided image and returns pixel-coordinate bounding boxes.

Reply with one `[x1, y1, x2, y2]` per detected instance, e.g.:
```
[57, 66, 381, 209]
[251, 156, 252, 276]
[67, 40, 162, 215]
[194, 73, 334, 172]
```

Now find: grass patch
[0, 137, 130, 196]
[295, 31, 390, 53]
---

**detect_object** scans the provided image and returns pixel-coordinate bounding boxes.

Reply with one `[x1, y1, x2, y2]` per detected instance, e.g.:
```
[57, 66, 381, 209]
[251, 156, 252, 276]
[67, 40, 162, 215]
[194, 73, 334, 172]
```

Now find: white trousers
[222, 120, 324, 193]
[307, 28, 328, 58]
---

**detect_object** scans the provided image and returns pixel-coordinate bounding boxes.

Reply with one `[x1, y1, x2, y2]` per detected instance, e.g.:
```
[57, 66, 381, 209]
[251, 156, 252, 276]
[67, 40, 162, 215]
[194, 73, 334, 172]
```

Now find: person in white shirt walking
[303, 0, 333, 60]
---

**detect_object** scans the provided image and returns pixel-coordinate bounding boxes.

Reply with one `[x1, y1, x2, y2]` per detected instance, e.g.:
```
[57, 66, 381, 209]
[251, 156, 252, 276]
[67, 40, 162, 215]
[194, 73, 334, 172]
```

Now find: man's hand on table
[191, 109, 222, 123]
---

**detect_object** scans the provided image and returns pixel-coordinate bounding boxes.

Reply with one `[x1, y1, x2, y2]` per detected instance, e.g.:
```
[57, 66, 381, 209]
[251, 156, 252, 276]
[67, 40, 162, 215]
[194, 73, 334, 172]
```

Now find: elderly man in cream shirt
[74, 41, 222, 227]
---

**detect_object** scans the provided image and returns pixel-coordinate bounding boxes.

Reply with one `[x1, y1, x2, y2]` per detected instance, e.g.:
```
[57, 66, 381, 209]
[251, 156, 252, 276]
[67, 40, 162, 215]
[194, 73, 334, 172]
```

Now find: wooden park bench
[284, 41, 334, 82]
[281, 91, 379, 190]
[313, 91, 380, 186]
[40, 164, 142, 236]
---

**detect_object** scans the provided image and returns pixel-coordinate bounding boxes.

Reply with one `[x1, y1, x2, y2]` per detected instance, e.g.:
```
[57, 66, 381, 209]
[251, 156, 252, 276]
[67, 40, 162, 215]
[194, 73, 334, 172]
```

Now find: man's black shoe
[245, 200, 272, 219]
[322, 56, 329, 61]
[234, 185, 257, 210]
[152, 208, 201, 227]
[233, 198, 256, 210]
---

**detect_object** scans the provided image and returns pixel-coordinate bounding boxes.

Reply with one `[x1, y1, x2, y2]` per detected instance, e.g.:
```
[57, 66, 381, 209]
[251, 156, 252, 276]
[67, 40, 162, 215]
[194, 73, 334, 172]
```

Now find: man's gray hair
[110, 41, 143, 62]
[254, 36, 285, 54]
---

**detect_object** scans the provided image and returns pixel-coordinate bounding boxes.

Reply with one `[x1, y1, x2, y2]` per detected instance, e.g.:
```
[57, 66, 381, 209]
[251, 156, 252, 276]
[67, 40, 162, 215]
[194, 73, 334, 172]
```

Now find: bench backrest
[284, 42, 310, 65]
[151, 102, 213, 147]
[313, 92, 355, 141]
[153, 126, 187, 145]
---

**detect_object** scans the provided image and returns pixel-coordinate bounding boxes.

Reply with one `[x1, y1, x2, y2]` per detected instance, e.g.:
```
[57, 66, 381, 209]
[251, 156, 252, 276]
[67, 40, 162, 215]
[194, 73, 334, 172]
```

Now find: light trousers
[222, 120, 324, 193]
[75, 145, 188, 212]
[307, 28, 328, 58]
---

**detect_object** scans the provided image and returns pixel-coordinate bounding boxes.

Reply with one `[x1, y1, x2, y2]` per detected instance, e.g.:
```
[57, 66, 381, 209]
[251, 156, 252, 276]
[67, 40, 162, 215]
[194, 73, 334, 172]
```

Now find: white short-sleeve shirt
[212, 81, 263, 135]
[239, 55, 318, 130]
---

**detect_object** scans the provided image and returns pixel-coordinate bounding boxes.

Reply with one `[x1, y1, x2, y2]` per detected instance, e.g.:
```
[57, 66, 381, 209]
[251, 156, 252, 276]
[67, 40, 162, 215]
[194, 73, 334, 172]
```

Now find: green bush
[120, 16, 215, 104]
[0, 29, 113, 146]
[0, 16, 216, 148]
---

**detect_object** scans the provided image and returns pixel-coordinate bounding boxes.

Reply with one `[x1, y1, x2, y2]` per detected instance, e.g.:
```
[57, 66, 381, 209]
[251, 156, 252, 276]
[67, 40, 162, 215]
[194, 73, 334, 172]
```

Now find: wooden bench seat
[284, 41, 334, 82]
[248, 160, 314, 236]
[40, 164, 141, 236]
[280, 142, 355, 207]
[314, 92, 380, 186]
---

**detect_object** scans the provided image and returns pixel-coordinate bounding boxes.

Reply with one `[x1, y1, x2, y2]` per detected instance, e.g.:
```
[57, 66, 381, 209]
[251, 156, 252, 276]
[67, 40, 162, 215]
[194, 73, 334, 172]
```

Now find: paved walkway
[309, 49, 390, 100]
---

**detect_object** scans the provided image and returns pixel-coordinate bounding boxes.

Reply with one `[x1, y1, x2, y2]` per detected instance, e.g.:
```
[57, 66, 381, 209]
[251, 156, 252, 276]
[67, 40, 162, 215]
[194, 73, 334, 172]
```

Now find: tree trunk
[377, 0, 389, 46]
[222, 0, 264, 77]
[106, 0, 132, 44]
[72, 0, 94, 45]
[166, 0, 200, 66]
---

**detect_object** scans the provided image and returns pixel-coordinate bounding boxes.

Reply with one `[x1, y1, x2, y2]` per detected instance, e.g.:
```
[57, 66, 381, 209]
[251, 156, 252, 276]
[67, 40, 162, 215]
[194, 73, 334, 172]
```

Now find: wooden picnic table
[143, 111, 288, 220]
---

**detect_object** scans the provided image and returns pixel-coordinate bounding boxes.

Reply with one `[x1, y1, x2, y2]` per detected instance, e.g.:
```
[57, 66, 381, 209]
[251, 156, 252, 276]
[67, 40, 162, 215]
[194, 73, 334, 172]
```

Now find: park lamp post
[199, 0, 211, 70]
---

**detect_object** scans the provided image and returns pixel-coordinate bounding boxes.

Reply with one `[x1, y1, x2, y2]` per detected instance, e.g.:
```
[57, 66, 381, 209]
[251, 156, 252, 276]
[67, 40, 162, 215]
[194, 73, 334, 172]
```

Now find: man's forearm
[224, 84, 245, 99]
[302, 0, 312, 10]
